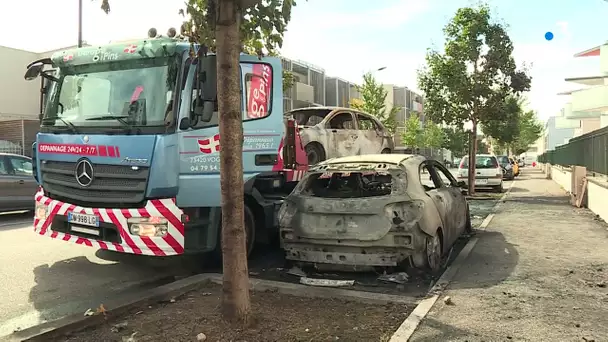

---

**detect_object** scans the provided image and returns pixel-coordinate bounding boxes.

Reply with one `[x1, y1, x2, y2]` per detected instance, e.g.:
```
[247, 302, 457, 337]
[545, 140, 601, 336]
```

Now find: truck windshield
[43, 58, 177, 130]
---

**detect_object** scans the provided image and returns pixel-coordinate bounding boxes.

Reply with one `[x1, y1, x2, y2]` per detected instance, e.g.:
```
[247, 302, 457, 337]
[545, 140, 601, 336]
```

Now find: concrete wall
[0, 46, 41, 120]
[548, 164, 608, 223]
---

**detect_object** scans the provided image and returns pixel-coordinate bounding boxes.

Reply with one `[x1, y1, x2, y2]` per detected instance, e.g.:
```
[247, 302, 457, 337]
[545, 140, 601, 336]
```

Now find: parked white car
[457, 154, 503, 193]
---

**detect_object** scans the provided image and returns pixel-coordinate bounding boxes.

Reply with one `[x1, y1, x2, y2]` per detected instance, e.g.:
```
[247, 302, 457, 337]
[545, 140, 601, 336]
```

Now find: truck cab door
[176, 56, 284, 208]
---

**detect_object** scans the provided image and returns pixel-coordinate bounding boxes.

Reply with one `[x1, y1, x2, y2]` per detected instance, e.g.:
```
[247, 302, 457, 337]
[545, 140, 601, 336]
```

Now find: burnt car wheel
[425, 233, 442, 272]
[305, 143, 326, 165]
[381, 148, 392, 154]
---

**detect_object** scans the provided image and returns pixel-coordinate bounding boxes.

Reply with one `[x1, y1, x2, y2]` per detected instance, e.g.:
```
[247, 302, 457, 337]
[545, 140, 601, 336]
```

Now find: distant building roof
[574, 45, 602, 57]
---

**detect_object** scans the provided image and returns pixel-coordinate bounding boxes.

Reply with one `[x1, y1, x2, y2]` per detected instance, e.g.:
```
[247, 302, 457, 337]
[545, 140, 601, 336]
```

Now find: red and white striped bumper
[33, 189, 185, 256]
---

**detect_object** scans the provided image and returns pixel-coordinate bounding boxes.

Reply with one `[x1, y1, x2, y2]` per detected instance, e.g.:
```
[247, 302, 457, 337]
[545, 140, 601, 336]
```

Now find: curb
[10, 274, 214, 342]
[389, 180, 514, 342]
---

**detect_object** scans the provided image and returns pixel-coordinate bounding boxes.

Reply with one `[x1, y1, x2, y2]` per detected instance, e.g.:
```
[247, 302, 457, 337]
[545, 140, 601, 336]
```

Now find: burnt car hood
[281, 194, 412, 241]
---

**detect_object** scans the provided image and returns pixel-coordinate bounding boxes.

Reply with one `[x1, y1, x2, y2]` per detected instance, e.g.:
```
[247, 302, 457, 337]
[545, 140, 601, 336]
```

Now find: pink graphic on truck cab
[247, 64, 272, 119]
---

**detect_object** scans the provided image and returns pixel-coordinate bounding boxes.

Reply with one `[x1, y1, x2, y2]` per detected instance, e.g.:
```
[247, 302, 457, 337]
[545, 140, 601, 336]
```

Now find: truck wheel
[214, 204, 256, 261]
[305, 143, 326, 165]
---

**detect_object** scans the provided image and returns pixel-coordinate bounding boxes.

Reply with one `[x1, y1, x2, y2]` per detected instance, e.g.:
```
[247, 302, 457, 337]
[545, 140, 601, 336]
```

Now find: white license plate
[475, 179, 488, 185]
[68, 212, 99, 227]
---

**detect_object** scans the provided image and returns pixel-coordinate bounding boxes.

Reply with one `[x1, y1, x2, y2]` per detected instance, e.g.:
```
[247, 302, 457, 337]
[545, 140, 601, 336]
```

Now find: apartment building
[391, 86, 424, 147]
[554, 42, 608, 140]
[280, 57, 327, 112]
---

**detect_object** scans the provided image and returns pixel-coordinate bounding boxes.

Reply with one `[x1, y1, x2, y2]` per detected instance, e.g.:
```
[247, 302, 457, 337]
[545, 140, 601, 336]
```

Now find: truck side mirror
[194, 101, 215, 123]
[25, 63, 44, 81]
[179, 117, 191, 130]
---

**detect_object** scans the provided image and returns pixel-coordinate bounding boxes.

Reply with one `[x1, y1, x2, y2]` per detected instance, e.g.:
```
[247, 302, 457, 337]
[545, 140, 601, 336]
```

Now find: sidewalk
[411, 169, 608, 341]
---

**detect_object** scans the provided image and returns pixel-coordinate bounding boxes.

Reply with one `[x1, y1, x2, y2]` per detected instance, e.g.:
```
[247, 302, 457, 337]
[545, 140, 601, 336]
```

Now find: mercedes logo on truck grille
[75, 159, 94, 187]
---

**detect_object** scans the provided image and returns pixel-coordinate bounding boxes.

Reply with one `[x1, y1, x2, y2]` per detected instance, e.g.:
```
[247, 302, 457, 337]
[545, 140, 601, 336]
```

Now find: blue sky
[2, 0, 607, 121]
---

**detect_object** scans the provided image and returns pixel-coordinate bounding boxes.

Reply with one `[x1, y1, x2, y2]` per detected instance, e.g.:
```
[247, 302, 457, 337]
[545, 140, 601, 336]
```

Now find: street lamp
[376, 66, 387, 71]
[78, 0, 83, 47]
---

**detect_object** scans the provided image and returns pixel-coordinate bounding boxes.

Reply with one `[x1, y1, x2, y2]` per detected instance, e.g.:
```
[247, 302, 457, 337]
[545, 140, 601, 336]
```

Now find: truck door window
[244, 63, 272, 119]
[188, 62, 273, 129]
[328, 112, 355, 129]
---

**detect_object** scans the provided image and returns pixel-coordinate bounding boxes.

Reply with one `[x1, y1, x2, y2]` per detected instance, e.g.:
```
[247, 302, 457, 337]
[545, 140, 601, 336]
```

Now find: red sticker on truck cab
[38, 143, 120, 158]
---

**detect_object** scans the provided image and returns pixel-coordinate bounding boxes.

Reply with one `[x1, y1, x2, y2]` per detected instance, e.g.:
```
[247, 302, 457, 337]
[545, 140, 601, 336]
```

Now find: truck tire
[305, 143, 326, 165]
[213, 204, 256, 261]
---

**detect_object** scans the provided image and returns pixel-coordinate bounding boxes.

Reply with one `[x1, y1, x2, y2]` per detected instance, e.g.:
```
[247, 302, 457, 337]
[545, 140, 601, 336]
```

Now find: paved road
[0, 211, 180, 338]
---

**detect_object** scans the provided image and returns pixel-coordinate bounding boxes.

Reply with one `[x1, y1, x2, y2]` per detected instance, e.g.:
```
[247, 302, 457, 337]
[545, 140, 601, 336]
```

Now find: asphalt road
[0, 211, 181, 338]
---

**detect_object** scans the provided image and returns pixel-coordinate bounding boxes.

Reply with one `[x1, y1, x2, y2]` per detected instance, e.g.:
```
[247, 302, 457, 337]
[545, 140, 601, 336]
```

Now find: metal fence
[538, 125, 608, 175]
[0, 119, 39, 157]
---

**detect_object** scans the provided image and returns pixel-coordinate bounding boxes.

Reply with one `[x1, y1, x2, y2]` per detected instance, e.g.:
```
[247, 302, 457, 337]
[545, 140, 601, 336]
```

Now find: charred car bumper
[281, 231, 423, 267]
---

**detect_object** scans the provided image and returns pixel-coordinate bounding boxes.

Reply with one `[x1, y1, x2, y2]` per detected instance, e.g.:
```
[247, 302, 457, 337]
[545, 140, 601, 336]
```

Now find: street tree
[482, 95, 522, 148]
[417, 4, 531, 194]
[422, 121, 445, 150]
[512, 109, 543, 155]
[442, 126, 468, 158]
[401, 112, 423, 150]
[350, 72, 399, 133]
[97, 0, 302, 325]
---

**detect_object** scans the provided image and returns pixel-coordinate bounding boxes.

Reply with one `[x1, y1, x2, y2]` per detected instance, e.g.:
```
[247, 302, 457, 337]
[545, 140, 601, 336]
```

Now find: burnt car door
[354, 112, 384, 154]
[419, 161, 453, 235]
[431, 161, 467, 241]
[323, 111, 359, 158]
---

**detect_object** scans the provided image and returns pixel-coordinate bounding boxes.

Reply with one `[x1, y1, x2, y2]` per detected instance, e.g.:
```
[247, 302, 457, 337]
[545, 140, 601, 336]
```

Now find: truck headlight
[127, 217, 168, 237]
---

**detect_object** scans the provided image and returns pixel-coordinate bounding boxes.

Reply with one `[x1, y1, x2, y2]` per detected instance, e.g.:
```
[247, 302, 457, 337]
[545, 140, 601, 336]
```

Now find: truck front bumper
[34, 189, 185, 256]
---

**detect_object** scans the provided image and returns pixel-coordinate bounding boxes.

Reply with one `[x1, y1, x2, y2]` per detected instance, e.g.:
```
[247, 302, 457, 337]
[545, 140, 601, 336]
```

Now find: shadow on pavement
[28, 255, 178, 326]
[0, 211, 32, 231]
[412, 317, 478, 342]
[509, 186, 529, 193]
[448, 230, 519, 290]
[505, 195, 570, 206]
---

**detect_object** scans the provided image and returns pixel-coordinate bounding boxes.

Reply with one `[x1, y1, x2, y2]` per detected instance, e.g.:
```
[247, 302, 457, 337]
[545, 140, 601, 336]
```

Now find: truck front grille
[41, 160, 149, 207]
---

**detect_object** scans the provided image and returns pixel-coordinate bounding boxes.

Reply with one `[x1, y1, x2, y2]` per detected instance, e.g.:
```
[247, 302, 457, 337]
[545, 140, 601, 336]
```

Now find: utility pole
[78, 0, 83, 47]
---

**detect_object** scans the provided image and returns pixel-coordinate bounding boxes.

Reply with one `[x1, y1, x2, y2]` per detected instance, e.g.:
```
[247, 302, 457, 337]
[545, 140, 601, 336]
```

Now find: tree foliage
[350, 72, 399, 133]
[401, 112, 423, 149]
[422, 121, 445, 149]
[512, 109, 543, 155]
[417, 4, 531, 194]
[482, 95, 522, 145]
[442, 126, 468, 157]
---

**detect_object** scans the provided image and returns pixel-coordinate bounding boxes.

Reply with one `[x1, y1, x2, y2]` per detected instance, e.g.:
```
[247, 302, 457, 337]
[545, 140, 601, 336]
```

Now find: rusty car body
[278, 154, 472, 272]
[284, 107, 394, 165]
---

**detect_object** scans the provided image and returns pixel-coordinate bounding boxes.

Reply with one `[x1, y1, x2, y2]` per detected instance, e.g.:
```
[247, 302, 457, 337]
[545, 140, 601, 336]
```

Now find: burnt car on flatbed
[284, 107, 394, 165]
[278, 154, 472, 272]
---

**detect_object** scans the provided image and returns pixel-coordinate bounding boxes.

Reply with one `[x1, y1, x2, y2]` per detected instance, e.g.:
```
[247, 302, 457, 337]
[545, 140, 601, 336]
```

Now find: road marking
[0, 220, 32, 228]
[390, 180, 514, 341]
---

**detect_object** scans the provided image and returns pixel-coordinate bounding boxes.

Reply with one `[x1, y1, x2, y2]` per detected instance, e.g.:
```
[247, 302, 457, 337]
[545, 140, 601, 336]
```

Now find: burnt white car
[278, 154, 472, 272]
[285, 107, 394, 165]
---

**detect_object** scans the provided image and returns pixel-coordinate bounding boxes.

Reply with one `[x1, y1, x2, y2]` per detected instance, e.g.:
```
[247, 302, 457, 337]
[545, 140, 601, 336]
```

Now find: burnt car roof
[318, 154, 420, 166]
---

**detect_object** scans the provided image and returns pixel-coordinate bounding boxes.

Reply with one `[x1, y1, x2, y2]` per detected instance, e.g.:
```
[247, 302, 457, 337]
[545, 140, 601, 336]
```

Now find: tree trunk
[467, 122, 478, 196]
[215, 0, 251, 324]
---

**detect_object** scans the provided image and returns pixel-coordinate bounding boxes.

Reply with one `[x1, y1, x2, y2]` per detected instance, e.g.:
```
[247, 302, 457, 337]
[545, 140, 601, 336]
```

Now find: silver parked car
[0, 153, 37, 212]
[456, 154, 504, 193]
[284, 107, 394, 165]
[278, 154, 472, 272]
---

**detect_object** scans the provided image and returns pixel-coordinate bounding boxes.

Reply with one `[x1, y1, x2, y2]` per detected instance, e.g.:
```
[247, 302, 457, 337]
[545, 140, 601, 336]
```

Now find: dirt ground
[61, 283, 409, 342]
[411, 169, 608, 342]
